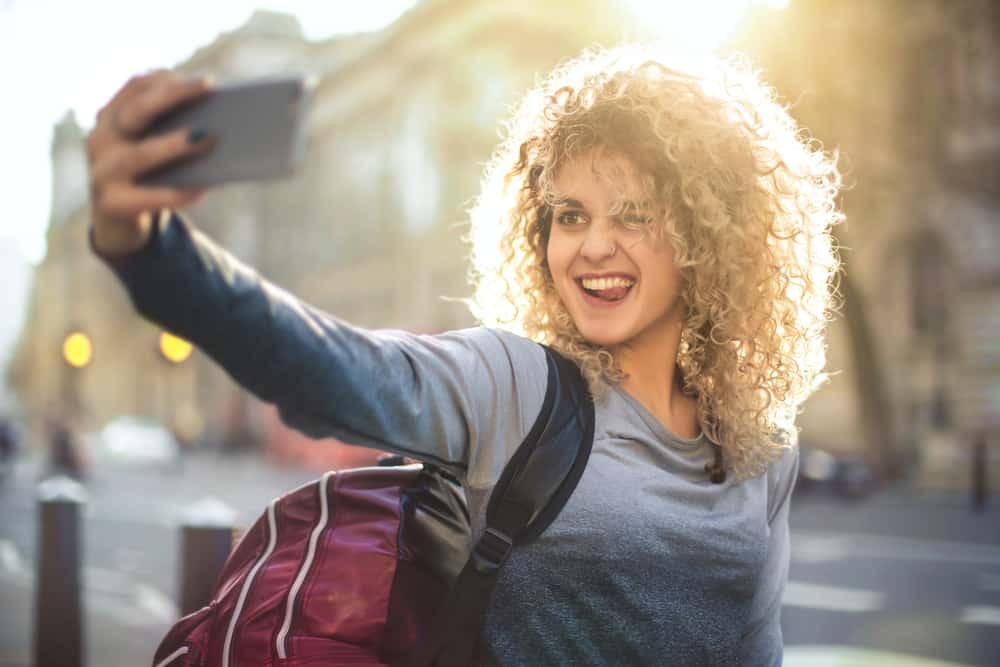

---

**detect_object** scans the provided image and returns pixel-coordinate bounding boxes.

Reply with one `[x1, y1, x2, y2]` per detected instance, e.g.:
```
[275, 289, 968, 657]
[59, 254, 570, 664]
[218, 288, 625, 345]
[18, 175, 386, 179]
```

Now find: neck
[614, 324, 700, 439]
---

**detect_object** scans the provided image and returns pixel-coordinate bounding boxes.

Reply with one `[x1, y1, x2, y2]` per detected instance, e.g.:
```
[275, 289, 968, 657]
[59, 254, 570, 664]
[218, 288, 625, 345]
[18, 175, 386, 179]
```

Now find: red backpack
[152, 346, 594, 667]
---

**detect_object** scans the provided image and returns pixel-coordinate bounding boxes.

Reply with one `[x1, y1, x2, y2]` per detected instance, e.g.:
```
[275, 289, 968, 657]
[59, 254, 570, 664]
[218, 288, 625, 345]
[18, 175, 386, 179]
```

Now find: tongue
[593, 286, 630, 301]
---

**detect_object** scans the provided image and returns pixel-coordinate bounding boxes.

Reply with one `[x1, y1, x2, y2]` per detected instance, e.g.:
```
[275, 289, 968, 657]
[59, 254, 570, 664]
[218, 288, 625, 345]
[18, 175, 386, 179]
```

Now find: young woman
[88, 44, 842, 665]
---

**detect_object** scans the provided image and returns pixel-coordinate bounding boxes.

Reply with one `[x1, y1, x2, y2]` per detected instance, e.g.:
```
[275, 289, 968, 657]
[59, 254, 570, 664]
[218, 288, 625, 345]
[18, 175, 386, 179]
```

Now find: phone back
[139, 76, 313, 188]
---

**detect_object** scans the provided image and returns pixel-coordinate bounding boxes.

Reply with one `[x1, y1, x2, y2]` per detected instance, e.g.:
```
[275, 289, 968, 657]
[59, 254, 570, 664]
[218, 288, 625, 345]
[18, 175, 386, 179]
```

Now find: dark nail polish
[188, 127, 208, 143]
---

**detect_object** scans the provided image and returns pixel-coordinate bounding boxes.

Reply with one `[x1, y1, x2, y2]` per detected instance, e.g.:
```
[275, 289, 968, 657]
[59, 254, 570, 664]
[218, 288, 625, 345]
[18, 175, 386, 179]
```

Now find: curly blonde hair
[468, 44, 843, 479]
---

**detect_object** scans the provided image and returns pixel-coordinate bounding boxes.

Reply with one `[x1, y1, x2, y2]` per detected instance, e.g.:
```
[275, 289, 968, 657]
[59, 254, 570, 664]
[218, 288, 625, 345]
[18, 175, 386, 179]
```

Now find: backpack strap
[408, 345, 595, 667]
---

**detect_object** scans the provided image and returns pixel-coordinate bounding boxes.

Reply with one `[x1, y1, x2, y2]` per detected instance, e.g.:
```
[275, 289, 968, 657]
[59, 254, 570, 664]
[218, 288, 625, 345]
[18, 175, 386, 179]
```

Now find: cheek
[547, 223, 581, 266]
[545, 234, 567, 278]
[639, 249, 682, 296]
[544, 239, 574, 303]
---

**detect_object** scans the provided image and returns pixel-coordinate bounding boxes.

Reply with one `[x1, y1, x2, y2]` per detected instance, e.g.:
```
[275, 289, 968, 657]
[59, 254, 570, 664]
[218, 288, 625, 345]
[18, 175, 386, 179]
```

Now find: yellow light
[159, 332, 193, 364]
[62, 332, 93, 368]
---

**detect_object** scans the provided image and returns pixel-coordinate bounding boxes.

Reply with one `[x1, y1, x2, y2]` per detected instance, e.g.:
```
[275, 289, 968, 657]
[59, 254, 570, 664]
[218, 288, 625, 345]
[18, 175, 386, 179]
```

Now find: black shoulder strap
[408, 345, 595, 667]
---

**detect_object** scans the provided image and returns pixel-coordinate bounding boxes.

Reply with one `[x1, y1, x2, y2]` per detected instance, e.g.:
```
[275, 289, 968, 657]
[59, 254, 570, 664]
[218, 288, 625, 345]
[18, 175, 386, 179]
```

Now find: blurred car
[796, 444, 879, 500]
[94, 416, 180, 466]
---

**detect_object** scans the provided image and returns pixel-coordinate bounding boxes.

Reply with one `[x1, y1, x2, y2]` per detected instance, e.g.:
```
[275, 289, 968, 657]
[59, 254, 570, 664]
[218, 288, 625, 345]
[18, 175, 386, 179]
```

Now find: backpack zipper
[223, 497, 279, 667]
[275, 472, 333, 659]
[153, 646, 189, 667]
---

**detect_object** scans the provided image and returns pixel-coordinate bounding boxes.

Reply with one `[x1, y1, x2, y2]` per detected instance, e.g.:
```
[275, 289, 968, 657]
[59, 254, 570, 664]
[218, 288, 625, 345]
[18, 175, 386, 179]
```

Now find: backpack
[152, 345, 595, 667]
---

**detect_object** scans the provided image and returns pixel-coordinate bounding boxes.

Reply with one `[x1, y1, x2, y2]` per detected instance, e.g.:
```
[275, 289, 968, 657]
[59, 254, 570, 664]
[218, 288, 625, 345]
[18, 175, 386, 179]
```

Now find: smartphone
[138, 76, 315, 188]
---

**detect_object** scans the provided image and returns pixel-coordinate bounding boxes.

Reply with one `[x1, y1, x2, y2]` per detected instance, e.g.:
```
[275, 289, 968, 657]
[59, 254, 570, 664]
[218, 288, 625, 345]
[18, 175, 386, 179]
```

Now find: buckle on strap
[471, 527, 513, 574]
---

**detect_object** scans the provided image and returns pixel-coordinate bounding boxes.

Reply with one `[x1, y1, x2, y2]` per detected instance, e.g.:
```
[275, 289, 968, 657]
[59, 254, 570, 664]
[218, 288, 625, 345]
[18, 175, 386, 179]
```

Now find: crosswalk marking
[784, 645, 976, 666]
[959, 606, 1000, 626]
[782, 581, 887, 613]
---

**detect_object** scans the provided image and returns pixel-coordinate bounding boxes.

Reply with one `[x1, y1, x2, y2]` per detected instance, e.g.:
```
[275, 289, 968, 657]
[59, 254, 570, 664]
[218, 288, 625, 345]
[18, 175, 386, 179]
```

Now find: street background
[2, 0, 998, 665]
[2, 449, 998, 666]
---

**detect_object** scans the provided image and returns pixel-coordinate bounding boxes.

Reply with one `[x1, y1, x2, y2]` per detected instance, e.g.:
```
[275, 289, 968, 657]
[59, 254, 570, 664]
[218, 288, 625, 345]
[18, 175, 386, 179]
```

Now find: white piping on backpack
[276, 471, 334, 659]
[153, 646, 189, 667]
[223, 497, 279, 667]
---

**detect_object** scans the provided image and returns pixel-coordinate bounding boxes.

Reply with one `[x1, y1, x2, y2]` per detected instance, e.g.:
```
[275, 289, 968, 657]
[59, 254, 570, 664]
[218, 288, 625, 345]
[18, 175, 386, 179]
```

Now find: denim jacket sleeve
[93, 212, 547, 485]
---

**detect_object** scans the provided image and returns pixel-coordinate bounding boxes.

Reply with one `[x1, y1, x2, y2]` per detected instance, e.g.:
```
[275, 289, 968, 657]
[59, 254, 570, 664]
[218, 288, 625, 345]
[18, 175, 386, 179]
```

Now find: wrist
[90, 209, 172, 264]
[90, 210, 163, 259]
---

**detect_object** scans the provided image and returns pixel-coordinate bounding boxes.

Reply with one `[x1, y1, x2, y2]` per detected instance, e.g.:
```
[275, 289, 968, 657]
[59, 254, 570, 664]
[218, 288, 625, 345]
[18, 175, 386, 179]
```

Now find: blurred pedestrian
[86, 45, 842, 665]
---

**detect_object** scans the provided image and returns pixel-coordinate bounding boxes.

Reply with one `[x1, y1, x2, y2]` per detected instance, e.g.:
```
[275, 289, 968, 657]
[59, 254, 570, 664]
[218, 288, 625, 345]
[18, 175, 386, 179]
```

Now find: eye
[556, 210, 587, 226]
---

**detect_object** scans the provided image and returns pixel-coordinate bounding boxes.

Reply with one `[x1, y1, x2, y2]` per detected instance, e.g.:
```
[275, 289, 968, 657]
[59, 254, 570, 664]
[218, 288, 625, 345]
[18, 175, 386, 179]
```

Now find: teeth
[580, 276, 635, 290]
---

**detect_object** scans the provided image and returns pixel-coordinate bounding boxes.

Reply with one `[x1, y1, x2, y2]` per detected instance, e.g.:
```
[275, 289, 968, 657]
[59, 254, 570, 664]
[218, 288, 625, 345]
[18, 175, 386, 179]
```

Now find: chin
[576, 324, 629, 348]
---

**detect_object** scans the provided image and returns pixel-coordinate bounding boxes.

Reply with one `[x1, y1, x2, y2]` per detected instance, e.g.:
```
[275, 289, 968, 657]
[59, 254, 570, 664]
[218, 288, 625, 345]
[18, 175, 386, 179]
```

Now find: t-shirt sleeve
[94, 212, 548, 485]
[738, 445, 800, 666]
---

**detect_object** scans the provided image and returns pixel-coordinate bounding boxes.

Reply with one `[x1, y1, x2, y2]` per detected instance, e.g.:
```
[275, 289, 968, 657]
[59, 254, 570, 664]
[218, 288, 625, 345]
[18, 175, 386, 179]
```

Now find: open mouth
[576, 276, 635, 302]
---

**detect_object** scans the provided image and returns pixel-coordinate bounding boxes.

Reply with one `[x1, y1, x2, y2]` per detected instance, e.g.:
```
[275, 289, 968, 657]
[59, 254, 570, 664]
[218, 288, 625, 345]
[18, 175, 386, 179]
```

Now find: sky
[0, 0, 420, 265]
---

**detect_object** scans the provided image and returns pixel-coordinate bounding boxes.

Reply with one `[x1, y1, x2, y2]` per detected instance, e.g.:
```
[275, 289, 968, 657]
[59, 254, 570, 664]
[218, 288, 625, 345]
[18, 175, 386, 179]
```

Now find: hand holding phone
[138, 76, 315, 188]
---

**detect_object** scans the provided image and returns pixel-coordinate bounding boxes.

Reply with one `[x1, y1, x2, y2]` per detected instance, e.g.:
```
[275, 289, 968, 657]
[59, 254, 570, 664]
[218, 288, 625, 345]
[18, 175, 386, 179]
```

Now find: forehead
[549, 149, 651, 205]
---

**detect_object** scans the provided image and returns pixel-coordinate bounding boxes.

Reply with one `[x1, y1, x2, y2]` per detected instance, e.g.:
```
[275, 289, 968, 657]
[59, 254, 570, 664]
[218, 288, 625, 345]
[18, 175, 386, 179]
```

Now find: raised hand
[87, 70, 214, 257]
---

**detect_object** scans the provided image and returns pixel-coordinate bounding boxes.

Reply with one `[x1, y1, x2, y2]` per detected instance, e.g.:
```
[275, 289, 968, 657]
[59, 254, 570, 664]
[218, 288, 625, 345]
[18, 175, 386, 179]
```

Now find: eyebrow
[553, 197, 652, 211]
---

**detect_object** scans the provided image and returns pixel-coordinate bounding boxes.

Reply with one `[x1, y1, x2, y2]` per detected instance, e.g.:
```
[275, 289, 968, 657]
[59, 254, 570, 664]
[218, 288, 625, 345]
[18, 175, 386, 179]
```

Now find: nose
[579, 218, 617, 262]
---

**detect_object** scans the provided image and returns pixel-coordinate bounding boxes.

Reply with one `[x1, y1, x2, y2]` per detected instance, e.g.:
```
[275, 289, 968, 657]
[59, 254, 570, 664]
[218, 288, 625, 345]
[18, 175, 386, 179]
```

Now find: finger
[115, 74, 213, 138]
[100, 70, 162, 117]
[92, 126, 214, 183]
[89, 70, 170, 159]
[114, 68, 172, 105]
[94, 70, 167, 135]
[96, 181, 207, 222]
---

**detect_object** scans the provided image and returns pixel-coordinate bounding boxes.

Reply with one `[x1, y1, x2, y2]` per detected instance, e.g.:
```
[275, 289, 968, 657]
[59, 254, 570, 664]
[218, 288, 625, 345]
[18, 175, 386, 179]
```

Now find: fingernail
[188, 127, 209, 143]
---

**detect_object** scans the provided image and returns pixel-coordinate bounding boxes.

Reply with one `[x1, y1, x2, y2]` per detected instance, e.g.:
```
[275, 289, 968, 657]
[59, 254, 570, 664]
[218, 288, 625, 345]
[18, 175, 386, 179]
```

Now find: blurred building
[5, 0, 634, 459]
[737, 0, 1000, 486]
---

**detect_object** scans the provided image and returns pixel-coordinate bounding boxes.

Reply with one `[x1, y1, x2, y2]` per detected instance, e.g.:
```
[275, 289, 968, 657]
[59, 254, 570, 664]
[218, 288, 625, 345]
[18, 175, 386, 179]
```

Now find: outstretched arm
[87, 71, 547, 486]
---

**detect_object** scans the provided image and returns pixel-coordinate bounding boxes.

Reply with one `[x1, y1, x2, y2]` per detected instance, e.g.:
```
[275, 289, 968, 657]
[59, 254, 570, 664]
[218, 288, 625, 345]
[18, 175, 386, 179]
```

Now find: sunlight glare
[622, 0, 787, 54]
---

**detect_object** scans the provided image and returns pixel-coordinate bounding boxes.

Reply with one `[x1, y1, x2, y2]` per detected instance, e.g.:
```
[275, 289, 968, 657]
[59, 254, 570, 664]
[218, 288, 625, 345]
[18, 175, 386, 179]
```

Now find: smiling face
[545, 150, 685, 352]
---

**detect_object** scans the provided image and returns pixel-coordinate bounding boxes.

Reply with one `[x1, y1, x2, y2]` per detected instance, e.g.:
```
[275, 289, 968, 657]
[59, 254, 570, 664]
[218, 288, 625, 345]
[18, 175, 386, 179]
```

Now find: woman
[88, 45, 842, 665]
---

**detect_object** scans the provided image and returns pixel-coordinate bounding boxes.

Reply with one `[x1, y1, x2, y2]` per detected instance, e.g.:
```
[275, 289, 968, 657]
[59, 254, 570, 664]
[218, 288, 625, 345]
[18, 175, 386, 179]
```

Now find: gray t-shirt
[103, 214, 797, 666]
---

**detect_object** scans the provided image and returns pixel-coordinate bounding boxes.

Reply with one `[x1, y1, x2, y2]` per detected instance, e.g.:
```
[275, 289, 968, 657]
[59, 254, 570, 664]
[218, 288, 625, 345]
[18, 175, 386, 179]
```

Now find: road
[785, 491, 1000, 666]
[1, 449, 998, 666]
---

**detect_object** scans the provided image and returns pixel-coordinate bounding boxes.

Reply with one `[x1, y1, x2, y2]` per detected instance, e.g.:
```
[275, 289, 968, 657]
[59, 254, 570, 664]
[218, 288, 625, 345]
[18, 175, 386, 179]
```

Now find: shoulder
[763, 429, 800, 523]
[425, 328, 549, 487]
[429, 327, 548, 379]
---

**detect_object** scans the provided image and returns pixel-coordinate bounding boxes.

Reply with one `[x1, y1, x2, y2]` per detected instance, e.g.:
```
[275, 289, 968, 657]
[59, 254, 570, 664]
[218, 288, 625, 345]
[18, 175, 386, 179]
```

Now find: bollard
[179, 496, 238, 615]
[33, 475, 88, 667]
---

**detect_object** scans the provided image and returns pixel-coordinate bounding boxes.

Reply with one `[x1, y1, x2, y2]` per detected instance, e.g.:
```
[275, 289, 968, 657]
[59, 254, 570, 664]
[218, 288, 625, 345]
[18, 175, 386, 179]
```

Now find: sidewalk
[0, 449, 320, 667]
[0, 571, 168, 667]
[0, 575, 30, 667]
